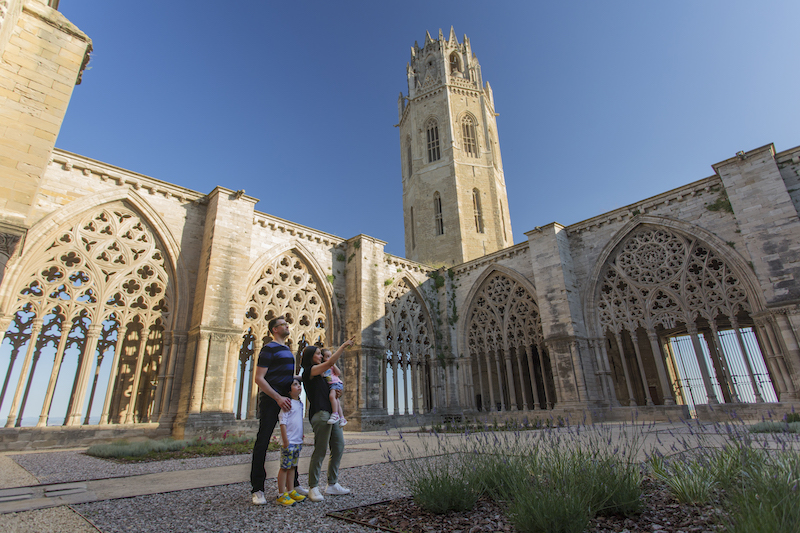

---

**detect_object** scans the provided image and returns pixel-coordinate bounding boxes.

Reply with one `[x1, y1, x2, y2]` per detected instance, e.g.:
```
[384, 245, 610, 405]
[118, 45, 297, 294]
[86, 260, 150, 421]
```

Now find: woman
[300, 337, 355, 502]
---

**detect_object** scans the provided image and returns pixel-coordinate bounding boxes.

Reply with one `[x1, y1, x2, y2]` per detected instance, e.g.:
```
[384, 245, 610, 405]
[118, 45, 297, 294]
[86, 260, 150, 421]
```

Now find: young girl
[321, 348, 346, 426]
[276, 377, 306, 506]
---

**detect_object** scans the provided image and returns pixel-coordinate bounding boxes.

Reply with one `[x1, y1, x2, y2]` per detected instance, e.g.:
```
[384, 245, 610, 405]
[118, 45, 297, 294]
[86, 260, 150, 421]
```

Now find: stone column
[100, 320, 130, 425]
[613, 331, 636, 406]
[38, 325, 71, 426]
[502, 340, 517, 410]
[524, 345, 540, 409]
[628, 329, 653, 406]
[646, 328, 674, 405]
[687, 322, 719, 404]
[5, 318, 42, 427]
[66, 323, 103, 426]
[706, 320, 737, 403]
[730, 317, 763, 402]
[343, 235, 389, 429]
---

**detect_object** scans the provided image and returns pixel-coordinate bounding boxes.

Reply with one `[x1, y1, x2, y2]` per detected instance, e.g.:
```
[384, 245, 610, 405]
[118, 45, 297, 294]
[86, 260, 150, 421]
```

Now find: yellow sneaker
[276, 493, 295, 506]
[288, 489, 306, 502]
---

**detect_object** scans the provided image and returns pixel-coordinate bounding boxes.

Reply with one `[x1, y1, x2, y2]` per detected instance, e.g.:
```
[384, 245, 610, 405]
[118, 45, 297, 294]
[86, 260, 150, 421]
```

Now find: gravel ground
[72, 463, 407, 533]
[9, 446, 376, 486]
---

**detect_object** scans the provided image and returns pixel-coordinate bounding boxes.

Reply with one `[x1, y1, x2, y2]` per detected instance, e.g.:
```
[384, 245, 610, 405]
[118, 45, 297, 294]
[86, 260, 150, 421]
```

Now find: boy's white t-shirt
[279, 398, 304, 445]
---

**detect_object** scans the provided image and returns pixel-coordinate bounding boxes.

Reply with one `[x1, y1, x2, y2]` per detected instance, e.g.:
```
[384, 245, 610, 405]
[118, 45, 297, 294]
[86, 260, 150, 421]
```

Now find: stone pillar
[613, 331, 636, 406]
[645, 329, 675, 405]
[5, 318, 42, 427]
[177, 187, 257, 434]
[526, 224, 601, 405]
[343, 235, 388, 430]
[687, 323, 719, 404]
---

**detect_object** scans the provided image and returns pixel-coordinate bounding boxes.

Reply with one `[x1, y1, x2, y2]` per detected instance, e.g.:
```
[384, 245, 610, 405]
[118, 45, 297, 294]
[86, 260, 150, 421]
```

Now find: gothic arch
[585, 216, 775, 408]
[461, 265, 554, 412]
[383, 276, 436, 415]
[0, 188, 190, 330]
[458, 112, 480, 158]
[237, 242, 336, 418]
[584, 216, 766, 336]
[0, 196, 180, 428]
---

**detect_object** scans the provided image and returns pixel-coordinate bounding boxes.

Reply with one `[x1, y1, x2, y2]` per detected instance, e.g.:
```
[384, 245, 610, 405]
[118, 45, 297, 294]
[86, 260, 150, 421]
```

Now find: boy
[276, 377, 306, 506]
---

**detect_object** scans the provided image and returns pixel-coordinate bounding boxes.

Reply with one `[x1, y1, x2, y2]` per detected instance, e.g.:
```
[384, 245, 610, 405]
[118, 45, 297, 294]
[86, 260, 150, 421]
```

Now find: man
[249, 315, 307, 504]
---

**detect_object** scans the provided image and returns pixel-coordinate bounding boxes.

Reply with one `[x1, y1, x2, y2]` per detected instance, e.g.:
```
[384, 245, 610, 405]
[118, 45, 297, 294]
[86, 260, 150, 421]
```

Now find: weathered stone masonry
[0, 8, 798, 449]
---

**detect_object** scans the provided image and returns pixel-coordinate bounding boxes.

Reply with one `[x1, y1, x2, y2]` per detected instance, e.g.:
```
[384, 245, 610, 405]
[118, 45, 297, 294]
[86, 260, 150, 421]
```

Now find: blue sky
[56, 1, 800, 259]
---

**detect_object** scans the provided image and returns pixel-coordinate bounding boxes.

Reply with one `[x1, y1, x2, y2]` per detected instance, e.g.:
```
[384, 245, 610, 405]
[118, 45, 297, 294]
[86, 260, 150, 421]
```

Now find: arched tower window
[434, 193, 444, 236]
[405, 136, 413, 178]
[410, 207, 416, 249]
[473, 189, 484, 233]
[461, 115, 478, 158]
[449, 52, 461, 74]
[426, 119, 440, 163]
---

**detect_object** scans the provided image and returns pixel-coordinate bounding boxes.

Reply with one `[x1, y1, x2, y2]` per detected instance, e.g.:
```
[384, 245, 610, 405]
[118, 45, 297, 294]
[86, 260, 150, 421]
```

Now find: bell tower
[398, 28, 512, 266]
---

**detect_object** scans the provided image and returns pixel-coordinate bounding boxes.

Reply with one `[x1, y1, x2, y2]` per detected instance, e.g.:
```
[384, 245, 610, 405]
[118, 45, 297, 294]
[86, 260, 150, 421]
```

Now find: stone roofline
[52, 149, 207, 203]
[384, 251, 432, 274]
[452, 240, 529, 275]
[564, 175, 723, 236]
[252, 211, 345, 248]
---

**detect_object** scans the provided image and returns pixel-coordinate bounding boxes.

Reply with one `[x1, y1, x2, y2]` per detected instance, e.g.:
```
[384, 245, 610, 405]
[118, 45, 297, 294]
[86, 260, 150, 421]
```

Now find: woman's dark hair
[300, 345, 319, 376]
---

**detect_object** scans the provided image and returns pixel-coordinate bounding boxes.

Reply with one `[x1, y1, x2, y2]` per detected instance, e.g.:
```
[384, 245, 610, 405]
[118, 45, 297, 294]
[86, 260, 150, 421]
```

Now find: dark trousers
[250, 393, 299, 493]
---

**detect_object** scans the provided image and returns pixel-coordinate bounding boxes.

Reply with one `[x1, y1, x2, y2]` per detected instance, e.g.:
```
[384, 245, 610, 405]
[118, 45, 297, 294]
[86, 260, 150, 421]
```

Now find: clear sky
[56, 1, 800, 259]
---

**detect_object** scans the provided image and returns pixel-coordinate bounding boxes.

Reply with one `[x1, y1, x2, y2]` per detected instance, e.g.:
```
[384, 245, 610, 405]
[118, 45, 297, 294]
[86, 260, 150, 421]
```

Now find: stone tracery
[595, 225, 774, 407]
[238, 249, 329, 419]
[383, 279, 434, 415]
[465, 272, 552, 411]
[0, 203, 174, 427]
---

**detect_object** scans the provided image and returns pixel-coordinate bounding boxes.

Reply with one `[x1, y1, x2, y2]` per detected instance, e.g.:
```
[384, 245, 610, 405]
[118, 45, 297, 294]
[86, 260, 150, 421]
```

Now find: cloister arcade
[0, 203, 176, 428]
[464, 271, 555, 412]
[593, 225, 780, 408]
[235, 249, 332, 420]
[383, 278, 437, 416]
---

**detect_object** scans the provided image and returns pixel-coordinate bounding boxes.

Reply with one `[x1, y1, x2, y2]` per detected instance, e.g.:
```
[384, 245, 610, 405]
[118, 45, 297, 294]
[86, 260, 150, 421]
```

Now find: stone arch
[237, 242, 335, 419]
[1, 188, 190, 331]
[0, 196, 180, 428]
[457, 111, 480, 158]
[585, 216, 776, 408]
[383, 276, 436, 415]
[461, 265, 554, 412]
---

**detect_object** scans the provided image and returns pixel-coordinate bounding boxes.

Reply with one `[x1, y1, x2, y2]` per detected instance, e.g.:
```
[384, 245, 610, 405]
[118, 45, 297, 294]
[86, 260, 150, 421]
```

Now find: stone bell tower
[398, 28, 512, 266]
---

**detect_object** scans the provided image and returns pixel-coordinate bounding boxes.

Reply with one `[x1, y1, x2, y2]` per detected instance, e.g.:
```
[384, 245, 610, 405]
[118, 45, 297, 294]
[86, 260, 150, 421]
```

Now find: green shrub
[86, 438, 189, 458]
[749, 421, 800, 433]
[724, 451, 800, 533]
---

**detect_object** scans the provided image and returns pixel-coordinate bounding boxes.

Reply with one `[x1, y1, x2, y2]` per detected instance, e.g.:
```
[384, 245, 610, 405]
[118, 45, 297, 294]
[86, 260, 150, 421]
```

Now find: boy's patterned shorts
[329, 382, 344, 391]
[280, 443, 301, 469]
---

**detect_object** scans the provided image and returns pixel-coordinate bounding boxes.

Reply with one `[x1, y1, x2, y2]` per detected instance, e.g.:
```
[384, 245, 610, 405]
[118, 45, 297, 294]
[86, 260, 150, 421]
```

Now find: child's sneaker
[327, 413, 340, 425]
[339, 417, 348, 427]
[288, 489, 306, 502]
[276, 493, 295, 506]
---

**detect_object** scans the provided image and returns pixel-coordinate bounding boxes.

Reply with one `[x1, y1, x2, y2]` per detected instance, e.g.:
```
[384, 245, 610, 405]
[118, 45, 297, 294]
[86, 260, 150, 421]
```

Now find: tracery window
[461, 115, 478, 157]
[595, 225, 775, 408]
[238, 250, 328, 419]
[472, 189, 484, 233]
[0, 204, 174, 427]
[466, 272, 552, 412]
[426, 119, 440, 163]
[434, 193, 444, 236]
[384, 279, 433, 415]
